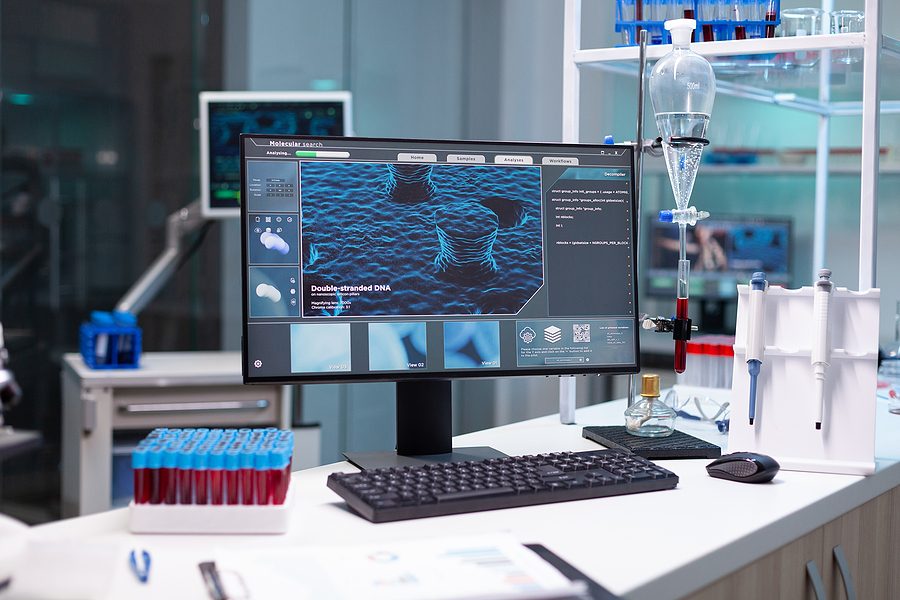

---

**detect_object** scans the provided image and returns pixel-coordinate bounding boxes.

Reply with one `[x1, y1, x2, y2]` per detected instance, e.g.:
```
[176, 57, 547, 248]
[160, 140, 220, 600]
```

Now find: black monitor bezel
[240, 134, 641, 385]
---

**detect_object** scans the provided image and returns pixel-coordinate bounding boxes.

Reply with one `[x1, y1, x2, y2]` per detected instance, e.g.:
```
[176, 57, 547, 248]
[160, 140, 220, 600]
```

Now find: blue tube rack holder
[79, 310, 142, 369]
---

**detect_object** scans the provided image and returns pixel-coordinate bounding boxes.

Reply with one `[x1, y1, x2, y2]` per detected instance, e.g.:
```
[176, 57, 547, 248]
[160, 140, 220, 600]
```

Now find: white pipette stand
[729, 283, 880, 476]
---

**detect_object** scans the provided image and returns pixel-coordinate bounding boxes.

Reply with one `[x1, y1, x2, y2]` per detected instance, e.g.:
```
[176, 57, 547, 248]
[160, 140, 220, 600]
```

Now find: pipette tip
[816, 422, 822, 430]
[749, 418, 754, 425]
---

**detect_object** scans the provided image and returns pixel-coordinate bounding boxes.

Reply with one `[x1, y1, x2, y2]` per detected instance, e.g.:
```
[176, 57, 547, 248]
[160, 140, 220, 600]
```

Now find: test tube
[225, 448, 241, 505]
[209, 448, 225, 505]
[240, 446, 256, 505]
[132, 447, 150, 504]
[148, 445, 164, 504]
[193, 447, 210, 505]
[178, 446, 194, 504]
[271, 447, 291, 505]
[255, 448, 271, 505]
[162, 446, 179, 504]
[764, 0, 777, 37]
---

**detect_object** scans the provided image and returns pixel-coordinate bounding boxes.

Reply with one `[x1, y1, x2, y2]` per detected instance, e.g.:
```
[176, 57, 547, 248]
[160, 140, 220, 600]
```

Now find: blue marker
[746, 272, 768, 425]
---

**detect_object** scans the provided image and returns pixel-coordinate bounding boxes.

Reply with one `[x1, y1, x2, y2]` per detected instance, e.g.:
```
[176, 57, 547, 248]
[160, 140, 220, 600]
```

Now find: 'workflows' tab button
[397, 153, 437, 163]
[495, 155, 534, 165]
[542, 157, 579, 165]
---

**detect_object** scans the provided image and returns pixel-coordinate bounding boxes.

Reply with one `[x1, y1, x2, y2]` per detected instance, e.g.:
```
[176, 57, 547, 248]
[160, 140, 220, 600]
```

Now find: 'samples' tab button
[495, 155, 534, 165]
[447, 154, 486, 164]
[542, 157, 579, 166]
[397, 153, 437, 163]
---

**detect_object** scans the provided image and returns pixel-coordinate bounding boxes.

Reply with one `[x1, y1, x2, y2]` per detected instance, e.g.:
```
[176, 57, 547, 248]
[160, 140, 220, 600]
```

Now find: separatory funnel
[649, 19, 715, 374]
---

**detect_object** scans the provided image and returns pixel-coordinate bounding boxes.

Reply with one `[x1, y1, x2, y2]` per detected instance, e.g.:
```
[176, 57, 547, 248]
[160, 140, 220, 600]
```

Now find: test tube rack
[729, 283, 879, 476]
[615, 0, 781, 46]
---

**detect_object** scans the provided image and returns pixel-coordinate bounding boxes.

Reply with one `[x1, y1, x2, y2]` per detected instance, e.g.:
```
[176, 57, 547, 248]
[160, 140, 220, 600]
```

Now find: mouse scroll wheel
[723, 460, 759, 477]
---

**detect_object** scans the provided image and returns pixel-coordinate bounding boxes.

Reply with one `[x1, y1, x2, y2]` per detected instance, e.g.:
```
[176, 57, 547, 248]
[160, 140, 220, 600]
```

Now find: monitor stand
[343, 379, 507, 470]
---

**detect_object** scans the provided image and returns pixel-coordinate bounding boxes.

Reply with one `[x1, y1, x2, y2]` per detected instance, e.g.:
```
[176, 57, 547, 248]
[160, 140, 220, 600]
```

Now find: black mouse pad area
[582, 425, 722, 460]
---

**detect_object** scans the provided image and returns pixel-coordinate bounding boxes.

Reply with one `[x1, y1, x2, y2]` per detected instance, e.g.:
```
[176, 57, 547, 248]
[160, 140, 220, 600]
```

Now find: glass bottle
[625, 373, 676, 437]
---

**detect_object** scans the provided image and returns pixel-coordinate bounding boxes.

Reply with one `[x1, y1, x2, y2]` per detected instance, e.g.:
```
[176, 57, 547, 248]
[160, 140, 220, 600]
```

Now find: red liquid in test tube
[255, 448, 271, 505]
[148, 446, 164, 504]
[225, 449, 241, 505]
[675, 297, 689, 374]
[178, 448, 193, 504]
[209, 449, 225, 505]
[162, 447, 179, 504]
[193, 448, 210, 505]
[240, 447, 256, 505]
[132, 447, 150, 504]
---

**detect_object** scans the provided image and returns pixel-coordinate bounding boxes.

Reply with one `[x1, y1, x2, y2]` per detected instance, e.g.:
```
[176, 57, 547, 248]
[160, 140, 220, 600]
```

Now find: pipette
[746, 271, 767, 425]
[812, 269, 834, 430]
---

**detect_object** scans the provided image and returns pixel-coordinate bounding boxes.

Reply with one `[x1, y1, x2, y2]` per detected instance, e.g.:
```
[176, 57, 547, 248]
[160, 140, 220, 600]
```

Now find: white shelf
[575, 33, 869, 66]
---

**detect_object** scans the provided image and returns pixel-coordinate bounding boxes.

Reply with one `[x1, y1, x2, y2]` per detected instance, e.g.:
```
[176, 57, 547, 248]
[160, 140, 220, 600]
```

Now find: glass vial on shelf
[624, 373, 676, 437]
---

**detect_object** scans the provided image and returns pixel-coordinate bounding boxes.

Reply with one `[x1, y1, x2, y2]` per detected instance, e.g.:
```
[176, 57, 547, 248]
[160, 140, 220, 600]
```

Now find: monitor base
[344, 446, 507, 471]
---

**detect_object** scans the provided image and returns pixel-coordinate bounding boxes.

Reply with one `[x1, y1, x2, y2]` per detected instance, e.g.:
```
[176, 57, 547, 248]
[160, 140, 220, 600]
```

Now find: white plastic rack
[563, 0, 899, 291]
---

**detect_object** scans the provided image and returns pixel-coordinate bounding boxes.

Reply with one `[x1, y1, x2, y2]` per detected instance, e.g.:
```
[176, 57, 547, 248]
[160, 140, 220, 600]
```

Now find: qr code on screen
[573, 324, 590, 343]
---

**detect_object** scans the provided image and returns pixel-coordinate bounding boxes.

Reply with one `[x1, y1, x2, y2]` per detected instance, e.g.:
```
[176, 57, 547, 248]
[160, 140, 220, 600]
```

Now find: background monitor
[200, 91, 352, 219]
[240, 135, 639, 467]
[645, 214, 792, 301]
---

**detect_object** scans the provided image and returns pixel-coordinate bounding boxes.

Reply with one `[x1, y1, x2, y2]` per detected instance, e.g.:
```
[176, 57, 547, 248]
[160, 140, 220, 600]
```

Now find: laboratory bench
[7, 389, 900, 599]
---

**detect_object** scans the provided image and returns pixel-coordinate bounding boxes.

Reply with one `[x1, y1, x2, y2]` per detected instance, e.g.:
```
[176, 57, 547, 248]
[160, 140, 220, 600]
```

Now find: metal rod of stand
[630, 28, 649, 408]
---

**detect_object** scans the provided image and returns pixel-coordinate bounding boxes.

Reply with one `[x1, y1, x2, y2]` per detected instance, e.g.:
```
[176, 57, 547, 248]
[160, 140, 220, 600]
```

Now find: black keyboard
[327, 449, 678, 523]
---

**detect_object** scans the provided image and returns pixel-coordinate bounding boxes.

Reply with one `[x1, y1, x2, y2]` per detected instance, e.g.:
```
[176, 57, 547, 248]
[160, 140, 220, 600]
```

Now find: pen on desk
[812, 269, 834, 430]
[746, 271, 768, 425]
[130, 549, 151, 583]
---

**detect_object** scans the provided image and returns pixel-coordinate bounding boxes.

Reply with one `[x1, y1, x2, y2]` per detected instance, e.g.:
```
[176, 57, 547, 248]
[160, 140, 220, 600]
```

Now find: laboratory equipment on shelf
[624, 373, 676, 437]
[746, 272, 768, 426]
[811, 269, 834, 430]
[646, 18, 715, 374]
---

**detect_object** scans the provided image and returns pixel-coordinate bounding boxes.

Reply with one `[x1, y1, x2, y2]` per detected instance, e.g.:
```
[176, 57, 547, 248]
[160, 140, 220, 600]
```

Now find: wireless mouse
[706, 452, 780, 483]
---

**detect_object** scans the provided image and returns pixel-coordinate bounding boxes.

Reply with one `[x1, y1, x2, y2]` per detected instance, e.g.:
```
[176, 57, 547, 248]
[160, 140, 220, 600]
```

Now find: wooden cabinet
[683, 487, 900, 600]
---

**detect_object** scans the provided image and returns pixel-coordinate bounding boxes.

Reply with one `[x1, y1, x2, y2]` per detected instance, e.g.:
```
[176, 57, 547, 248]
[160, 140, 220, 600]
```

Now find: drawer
[110, 385, 281, 429]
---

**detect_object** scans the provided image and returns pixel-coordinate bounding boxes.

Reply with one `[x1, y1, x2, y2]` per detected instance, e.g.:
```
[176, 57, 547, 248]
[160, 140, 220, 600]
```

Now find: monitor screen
[240, 135, 638, 465]
[645, 215, 792, 300]
[199, 91, 352, 219]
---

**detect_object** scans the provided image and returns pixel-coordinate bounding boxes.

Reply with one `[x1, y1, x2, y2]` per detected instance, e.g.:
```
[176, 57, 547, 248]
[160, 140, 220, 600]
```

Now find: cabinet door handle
[833, 545, 857, 600]
[118, 400, 269, 413]
[806, 560, 828, 600]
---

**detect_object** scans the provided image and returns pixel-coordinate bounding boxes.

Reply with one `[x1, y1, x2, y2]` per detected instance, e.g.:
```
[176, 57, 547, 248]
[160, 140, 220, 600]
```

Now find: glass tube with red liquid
[675, 223, 690, 374]
[162, 447, 179, 504]
[208, 448, 225, 505]
[225, 448, 241, 505]
[240, 446, 256, 505]
[132, 447, 150, 504]
[271, 447, 291, 505]
[193, 448, 210, 505]
[178, 447, 194, 504]
[254, 448, 271, 505]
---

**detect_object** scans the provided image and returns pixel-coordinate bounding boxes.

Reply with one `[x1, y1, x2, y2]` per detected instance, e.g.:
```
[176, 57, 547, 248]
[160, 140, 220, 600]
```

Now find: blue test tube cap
[240, 447, 256, 469]
[238, 428, 252, 434]
[90, 310, 115, 327]
[254, 448, 270, 470]
[132, 447, 148, 469]
[148, 446, 164, 469]
[225, 449, 241, 471]
[604, 135, 615, 144]
[112, 310, 137, 326]
[270, 448, 291, 470]
[209, 449, 225, 470]
[163, 447, 179, 468]
[659, 209, 674, 223]
[178, 447, 193, 469]
[193, 448, 209, 470]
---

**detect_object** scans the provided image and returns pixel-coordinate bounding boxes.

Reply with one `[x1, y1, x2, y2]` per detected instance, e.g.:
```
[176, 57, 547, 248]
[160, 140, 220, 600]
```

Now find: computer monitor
[240, 135, 639, 468]
[199, 91, 352, 219]
[645, 215, 792, 300]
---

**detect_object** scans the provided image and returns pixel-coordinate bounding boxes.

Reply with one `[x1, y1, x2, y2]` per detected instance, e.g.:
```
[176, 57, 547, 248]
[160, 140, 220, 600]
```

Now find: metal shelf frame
[563, 0, 893, 290]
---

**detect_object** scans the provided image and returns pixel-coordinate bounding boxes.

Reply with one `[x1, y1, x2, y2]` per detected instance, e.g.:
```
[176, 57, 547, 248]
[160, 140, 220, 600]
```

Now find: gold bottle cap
[640, 373, 660, 397]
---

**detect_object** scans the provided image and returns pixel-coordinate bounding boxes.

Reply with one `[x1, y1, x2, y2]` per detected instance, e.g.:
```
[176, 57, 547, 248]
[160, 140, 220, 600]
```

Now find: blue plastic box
[79, 310, 142, 369]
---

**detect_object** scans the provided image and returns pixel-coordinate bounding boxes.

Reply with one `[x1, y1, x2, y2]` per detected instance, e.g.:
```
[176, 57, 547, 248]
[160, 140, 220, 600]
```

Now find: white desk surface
[13, 395, 900, 600]
[62, 352, 245, 388]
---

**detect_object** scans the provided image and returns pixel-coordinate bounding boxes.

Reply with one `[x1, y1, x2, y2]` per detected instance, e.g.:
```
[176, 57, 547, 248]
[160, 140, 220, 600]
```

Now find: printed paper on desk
[214, 532, 587, 600]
